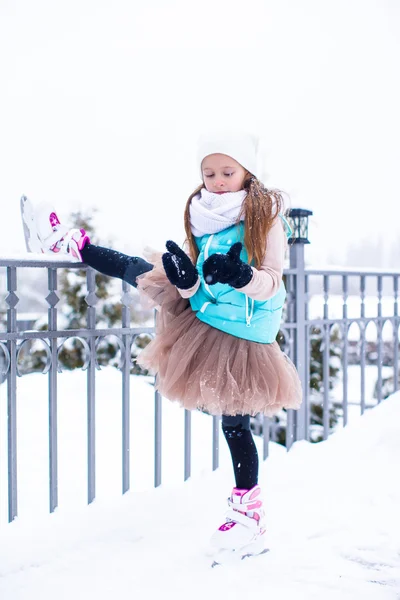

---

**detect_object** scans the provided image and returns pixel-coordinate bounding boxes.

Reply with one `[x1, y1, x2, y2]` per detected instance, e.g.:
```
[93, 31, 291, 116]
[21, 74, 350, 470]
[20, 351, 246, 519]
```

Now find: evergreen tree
[309, 324, 342, 393]
[270, 324, 341, 444]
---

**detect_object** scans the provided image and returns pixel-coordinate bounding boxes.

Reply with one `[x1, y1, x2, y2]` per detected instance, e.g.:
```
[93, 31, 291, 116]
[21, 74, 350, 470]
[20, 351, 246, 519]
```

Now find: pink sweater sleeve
[238, 218, 286, 301]
[177, 277, 201, 299]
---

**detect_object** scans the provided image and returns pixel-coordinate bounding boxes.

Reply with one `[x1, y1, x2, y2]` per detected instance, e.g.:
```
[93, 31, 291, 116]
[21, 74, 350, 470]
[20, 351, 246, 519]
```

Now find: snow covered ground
[1, 369, 399, 599]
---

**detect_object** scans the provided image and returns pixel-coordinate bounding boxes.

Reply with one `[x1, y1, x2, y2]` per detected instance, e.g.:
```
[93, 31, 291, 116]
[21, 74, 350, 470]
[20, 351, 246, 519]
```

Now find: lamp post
[286, 208, 313, 244]
[286, 208, 313, 447]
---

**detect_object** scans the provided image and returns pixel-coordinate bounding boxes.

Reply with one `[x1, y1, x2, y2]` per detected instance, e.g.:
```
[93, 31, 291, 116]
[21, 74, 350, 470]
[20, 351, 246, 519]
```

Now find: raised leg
[80, 244, 153, 288]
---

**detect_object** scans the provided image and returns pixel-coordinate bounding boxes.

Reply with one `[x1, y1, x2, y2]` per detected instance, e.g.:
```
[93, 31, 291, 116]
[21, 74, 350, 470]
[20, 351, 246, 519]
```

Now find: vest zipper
[201, 233, 255, 328]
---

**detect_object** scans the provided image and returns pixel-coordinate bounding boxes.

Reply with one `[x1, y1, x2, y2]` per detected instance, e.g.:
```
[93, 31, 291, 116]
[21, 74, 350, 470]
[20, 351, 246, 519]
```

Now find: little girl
[23, 131, 302, 558]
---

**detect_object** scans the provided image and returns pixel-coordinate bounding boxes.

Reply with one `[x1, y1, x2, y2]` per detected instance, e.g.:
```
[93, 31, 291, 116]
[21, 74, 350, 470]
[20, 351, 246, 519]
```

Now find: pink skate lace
[49, 212, 61, 228]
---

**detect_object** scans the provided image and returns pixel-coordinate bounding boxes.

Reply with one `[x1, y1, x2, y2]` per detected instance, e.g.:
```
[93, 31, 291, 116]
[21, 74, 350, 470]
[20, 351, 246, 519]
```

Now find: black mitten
[202, 242, 253, 288]
[162, 240, 199, 290]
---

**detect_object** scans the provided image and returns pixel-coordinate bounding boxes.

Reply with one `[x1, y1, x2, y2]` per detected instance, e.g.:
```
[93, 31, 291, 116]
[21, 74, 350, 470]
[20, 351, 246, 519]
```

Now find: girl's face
[201, 153, 247, 194]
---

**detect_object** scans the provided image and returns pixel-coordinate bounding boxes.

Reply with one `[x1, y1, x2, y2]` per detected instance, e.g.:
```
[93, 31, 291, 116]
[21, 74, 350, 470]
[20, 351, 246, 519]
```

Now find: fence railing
[1, 209, 399, 523]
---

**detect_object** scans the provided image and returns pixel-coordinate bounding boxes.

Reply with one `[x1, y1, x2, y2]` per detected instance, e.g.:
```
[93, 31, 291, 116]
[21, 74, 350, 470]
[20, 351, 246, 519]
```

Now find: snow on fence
[1, 209, 400, 524]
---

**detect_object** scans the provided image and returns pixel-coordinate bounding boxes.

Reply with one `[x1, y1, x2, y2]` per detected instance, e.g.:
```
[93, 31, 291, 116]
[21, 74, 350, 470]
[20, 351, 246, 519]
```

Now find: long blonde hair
[183, 174, 283, 269]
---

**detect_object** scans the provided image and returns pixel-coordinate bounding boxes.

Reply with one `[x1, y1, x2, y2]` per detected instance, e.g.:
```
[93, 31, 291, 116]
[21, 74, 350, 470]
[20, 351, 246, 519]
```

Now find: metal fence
[1, 210, 399, 523]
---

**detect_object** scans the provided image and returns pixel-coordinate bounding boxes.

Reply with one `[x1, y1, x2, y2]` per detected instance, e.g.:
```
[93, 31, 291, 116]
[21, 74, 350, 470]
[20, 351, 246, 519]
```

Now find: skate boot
[21, 196, 90, 261]
[47, 224, 90, 262]
[210, 485, 267, 564]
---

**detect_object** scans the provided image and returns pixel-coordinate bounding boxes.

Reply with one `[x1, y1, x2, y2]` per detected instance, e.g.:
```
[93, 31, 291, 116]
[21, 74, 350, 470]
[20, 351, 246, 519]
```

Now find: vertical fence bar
[284, 272, 295, 450]
[262, 416, 270, 460]
[121, 281, 132, 494]
[47, 268, 59, 513]
[304, 274, 310, 441]
[85, 268, 97, 504]
[6, 267, 18, 522]
[376, 275, 383, 404]
[323, 275, 330, 440]
[289, 242, 307, 444]
[342, 275, 349, 427]
[184, 409, 191, 481]
[212, 415, 220, 471]
[286, 410, 295, 450]
[270, 417, 278, 443]
[393, 276, 399, 393]
[360, 276, 366, 415]
[154, 390, 162, 487]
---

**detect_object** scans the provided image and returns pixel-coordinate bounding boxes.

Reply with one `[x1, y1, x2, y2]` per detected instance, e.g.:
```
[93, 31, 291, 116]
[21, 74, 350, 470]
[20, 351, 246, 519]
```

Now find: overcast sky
[1, 0, 399, 267]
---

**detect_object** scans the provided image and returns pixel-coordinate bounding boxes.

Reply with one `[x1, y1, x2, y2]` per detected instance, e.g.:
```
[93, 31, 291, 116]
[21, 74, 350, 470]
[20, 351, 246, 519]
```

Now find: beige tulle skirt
[136, 252, 302, 417]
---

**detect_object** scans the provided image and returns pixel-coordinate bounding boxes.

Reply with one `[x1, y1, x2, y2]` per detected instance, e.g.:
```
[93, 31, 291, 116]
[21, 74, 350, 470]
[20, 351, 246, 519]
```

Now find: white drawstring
[245, 296, 254, 327]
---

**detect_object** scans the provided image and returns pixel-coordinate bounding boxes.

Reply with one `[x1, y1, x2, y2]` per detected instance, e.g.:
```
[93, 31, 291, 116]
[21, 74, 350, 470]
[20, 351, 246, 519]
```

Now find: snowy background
[1, 1, 400, 598]
[0, 0, 400, 266]
[1, 369, 400, 599]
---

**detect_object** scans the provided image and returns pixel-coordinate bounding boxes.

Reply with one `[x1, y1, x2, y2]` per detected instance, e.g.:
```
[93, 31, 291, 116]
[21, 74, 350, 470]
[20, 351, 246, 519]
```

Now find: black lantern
[286, 208, 313, 244]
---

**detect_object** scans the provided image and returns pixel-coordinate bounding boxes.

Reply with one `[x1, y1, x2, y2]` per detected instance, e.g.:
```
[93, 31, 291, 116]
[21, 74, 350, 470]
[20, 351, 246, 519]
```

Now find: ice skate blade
[211, 547, 269, 568]
[20, 195, 43, 253]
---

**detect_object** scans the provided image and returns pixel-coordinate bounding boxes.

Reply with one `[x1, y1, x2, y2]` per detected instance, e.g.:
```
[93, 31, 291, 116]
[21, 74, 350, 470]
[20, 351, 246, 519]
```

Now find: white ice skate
[210, 485, 269, 567]
[20, 195, 90, 261]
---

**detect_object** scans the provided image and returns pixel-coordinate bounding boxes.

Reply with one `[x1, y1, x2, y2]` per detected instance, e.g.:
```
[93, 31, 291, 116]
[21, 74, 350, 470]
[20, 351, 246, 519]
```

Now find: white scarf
[189, 189, 247, 237]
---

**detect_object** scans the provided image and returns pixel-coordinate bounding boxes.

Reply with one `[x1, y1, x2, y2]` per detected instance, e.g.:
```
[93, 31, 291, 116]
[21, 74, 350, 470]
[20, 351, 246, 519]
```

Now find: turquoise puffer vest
[189, 219, 290, 344]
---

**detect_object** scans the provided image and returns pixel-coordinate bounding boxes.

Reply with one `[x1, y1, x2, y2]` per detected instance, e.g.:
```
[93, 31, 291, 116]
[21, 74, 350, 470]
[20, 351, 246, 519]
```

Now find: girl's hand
[162, 240, 199, 290]
[202, 242, 253, 288]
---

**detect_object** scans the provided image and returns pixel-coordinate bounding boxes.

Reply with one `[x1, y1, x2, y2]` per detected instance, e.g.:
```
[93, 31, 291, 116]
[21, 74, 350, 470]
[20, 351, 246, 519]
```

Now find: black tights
[222, 415, 259, 490]
[80, 244, 259, 490]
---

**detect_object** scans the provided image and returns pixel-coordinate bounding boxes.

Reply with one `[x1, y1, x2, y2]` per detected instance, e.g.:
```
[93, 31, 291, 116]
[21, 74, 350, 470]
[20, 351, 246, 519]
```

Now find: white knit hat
[197, 131, 261, 179]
